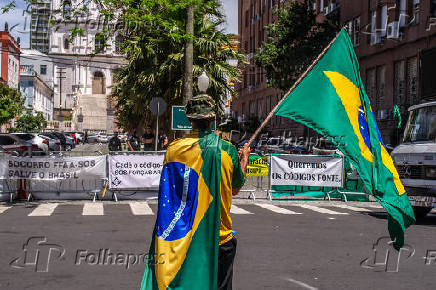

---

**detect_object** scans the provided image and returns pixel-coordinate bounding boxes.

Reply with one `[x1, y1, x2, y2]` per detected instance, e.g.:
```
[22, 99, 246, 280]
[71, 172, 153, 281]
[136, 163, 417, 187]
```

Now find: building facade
[0, 31, 20, 88]
[20, 66, 54, 121]
[47, 0, 125, 133]
[30, 0, 51, 53]
[235, 0, 436, 145]
[20, 49, 55, 89]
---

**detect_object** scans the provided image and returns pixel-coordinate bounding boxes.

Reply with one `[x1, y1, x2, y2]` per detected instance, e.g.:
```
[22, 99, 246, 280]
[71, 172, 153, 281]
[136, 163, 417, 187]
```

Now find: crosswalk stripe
[28, 203, 58, 216]
[0, 205, 11, 214]
[363, 203, 383, 209]
[326, 204, 371, 212]
[82, 203, 104, 216]
[255, 203, 302, 214]
[129, 202, 154, 215]
[291, 204, 349, 215]
[230, 205, 253, 214]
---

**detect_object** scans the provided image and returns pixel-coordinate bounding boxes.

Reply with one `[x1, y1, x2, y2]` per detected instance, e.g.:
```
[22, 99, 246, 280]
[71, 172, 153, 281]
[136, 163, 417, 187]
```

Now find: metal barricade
[0, 151, 18, 202]
[22, 151, 106, 202]
[238, 153, 270, 201]
[106, 151, 165, 202]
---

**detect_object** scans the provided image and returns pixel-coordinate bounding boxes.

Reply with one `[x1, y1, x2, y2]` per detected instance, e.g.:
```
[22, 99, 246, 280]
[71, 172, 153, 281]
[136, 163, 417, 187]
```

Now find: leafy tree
[255, 0, 339, 91]
[10, 111, 47, 133]
[107, 0, 245, 131]
[0, 82, 24, 125]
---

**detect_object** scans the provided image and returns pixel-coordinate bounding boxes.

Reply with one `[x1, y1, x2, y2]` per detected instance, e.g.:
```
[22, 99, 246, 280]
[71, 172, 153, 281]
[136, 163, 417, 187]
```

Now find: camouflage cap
[185, 94, 216, 119]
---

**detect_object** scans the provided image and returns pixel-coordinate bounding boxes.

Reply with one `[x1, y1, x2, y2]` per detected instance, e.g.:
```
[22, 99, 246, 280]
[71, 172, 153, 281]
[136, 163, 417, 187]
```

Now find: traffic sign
[171, 106, 216, 131]
[149, 97, 167, 116]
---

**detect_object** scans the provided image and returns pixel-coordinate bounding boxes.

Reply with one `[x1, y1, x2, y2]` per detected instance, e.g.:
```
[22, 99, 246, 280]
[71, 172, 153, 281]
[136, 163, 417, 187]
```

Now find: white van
[391, 101, 436, 217]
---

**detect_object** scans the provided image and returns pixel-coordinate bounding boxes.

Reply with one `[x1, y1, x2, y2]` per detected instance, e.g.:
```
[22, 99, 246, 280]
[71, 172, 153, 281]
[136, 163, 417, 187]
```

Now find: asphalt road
[1, 200, 436, 290]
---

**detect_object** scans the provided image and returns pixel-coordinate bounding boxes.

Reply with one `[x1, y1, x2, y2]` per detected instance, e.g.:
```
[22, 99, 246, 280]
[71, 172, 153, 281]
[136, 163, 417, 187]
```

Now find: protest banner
[247, 155, 269, 177]
[108, 154, 164, 189]
[0, 156, 107, 180]
[270, 154, 343, 187]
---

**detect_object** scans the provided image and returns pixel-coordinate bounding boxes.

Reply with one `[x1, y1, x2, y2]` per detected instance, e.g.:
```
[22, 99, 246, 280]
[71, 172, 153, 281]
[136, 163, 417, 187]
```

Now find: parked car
[64, 135, 76, 150]
[0, 133, 36, 156]
[39, 133, 62, 151]
[238, 139, 258, 151]
[0, 144, 19, 156]
[11, 133, 49, 155]
[51, 132, 67, 150]
[88, 133, 108, 144]
[265, 137, 285, 153]
[255, 139, 268, 154]
[74, 132, 84, 144]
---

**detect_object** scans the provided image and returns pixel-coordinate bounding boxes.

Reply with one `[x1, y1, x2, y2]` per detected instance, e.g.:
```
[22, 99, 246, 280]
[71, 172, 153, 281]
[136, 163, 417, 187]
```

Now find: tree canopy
[0, 82, 24, 125]
[255, 0, 339, 91]
[107, 0, 245, 131]
[9, 111, 47, 133]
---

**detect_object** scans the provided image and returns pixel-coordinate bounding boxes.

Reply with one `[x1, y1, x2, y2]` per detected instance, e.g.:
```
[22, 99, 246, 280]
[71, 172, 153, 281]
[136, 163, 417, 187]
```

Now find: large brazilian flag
[274, 29, 415, 250]
[141, 130, 221, 290]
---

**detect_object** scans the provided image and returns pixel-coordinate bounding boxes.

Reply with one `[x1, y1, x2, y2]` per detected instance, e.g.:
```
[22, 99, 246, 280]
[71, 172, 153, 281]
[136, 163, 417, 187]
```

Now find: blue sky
[0, 0, 238, 49]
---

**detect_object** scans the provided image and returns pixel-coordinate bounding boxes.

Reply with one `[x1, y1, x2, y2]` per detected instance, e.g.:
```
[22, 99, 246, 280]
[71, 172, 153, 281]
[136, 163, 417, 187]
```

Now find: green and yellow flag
[274, 29, 415, 250]
[141, 129, 243, 289]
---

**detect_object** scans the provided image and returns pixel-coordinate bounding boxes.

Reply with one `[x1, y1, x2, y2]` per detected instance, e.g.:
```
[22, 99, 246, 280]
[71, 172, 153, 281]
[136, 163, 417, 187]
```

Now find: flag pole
[247, 30, 342, 147]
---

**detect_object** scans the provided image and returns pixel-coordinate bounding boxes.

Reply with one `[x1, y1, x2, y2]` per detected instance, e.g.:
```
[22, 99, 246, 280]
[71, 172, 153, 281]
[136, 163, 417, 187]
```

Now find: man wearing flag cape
[141, 94, 250, 290]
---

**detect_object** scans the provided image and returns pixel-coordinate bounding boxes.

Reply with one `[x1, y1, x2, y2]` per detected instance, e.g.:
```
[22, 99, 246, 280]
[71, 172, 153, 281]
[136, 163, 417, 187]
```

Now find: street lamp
[197, 71, 210, 93]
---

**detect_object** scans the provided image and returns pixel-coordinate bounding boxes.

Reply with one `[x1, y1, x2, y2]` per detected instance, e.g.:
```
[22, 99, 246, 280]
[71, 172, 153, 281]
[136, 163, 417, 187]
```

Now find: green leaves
[9, 111, 47, 133]
[110, 0, 245, 131]
[0, 82, 24, 125]
[255, 0, 338, 91]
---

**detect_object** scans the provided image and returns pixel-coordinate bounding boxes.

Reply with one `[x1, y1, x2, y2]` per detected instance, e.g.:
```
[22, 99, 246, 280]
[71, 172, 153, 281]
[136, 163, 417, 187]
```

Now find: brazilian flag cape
[141, 130, 222, 290]
[274, 29, 415, 250]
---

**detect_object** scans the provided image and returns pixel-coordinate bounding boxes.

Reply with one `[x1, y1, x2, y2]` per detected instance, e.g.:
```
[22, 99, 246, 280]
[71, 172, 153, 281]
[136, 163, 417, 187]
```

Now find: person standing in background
[127, 131, 141, 151]
[142, 127, 155, 151]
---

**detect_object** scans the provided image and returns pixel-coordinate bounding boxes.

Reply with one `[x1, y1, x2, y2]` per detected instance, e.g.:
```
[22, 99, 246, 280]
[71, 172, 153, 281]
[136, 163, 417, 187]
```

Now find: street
[1, 200, 435, 290]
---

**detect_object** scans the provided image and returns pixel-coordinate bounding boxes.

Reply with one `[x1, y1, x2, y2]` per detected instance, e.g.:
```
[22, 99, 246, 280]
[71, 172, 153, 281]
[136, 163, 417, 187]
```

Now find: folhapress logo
[360, 237, 415, 272]
[9, 236, 65, 272]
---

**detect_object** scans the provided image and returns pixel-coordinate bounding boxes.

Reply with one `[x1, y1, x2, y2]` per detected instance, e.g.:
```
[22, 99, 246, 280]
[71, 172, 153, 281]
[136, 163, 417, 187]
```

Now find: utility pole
[56, 67, 66, 121]
[183, 4, 194, 105]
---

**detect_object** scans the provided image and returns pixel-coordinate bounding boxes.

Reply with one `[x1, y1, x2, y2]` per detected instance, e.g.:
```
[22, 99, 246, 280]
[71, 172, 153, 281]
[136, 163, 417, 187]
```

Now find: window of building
[376, 66, 386, 117]
[64, 38, 69, 50]
[408, 0, 420, 25]
[95, 33, 105, 52]
[92, 71, 105, 94]
[380, 5, 387, 37]
[406, 56, 418, 106]
[63, 1, 72, 19]
[245, 10, 249, 27]
[257, 99, 263, 118]
[432, 0, 436, 17]
[366, 68, 376, 110]
[249, 100, 255, 116]
[394, 60, 405, 105]
[241, 102, 246, 119]
[115, 34, 123, 54]
[40, 65, 47, 75]
[353, 17, 360, 46]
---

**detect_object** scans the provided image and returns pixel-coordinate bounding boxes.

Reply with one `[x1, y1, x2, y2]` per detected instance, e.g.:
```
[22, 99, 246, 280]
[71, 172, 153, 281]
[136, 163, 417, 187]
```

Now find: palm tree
[110, 0, 245, 131]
